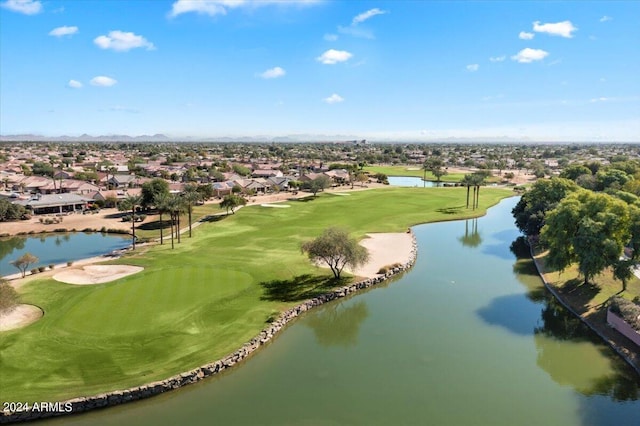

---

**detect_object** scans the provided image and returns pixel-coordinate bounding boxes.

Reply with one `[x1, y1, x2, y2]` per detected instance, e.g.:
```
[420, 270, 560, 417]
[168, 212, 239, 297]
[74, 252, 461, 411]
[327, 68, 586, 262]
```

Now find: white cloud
[1, 0, 42, 15]
[323, 93, 344, 104]
[169, 0, 321, 18]
[489, 55, 506, 62]
[533, 20, 577, 38]
[352, 8, 387, 25]
[511, 48, 549, 63]
[67, 79, 83, 89]
[590, 97, 610, 103]
[316, 49, 352, 64]
[49, 26, 78, 37]
[90, 76, 117, 87]
[338, 25, 374, 39]
[94, 31, 155, 52]
[599, 15, 613, 22]
[466, 64, 479, 72]
[519, 31, 535, 40]
[259, 66, 286, 79]
[324, 33, 338, 41]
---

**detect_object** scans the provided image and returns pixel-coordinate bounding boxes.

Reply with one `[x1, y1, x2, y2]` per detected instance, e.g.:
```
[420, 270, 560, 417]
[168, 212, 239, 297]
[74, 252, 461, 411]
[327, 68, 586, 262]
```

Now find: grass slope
[0, 187, 511, 402]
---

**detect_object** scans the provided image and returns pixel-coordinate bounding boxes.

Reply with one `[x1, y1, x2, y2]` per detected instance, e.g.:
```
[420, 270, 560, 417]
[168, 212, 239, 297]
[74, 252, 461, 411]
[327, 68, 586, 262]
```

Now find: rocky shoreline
[0, 234, 418, 424]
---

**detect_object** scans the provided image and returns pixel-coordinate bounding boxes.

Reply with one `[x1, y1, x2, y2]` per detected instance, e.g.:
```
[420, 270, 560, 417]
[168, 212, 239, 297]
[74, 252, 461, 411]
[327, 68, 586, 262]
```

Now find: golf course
[0, 187, 512, 403]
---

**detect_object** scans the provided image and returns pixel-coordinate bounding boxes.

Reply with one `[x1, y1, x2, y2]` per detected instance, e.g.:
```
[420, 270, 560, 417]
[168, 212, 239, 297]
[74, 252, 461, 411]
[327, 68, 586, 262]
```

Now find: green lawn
[1, 187, 512, 402]
[364, 165, 500, 183]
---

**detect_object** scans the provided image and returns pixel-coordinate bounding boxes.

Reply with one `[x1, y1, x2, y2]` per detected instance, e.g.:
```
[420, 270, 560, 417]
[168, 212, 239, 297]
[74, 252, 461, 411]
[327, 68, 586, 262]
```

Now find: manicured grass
[135, 202, 225, 240]
[535, 250, 640, 310]
[1, 187, 512, 402]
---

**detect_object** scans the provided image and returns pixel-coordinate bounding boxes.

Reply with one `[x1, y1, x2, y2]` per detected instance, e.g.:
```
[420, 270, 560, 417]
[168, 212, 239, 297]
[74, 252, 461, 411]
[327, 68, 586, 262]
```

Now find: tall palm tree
[182, 184, 202, 238]
[154, 192, 170, 245]
[472, 173, 486, 210]
[119, 194, 142, 250]
[166, 194, 186, 249]
[461, 174, 475, 209]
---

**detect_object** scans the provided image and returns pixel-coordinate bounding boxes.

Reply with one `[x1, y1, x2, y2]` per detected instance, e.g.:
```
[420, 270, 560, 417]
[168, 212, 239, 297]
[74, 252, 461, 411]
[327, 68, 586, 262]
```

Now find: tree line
[513, 159, 640, 291]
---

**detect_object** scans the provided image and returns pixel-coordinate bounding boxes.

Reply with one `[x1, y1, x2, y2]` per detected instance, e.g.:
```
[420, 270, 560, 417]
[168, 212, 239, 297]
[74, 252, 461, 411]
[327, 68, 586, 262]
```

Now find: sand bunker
[0, 304, 43, 331]
[261, 204, 291, 208]
[53, 265, 143, 285]
[329, 192, 351, 196]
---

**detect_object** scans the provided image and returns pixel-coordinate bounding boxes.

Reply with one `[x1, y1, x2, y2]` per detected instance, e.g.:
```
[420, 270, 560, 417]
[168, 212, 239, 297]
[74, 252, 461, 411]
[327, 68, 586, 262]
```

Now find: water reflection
[509, 236, 640, 401]
[304, 300, 369, 348]
[534, 297, 640, 401]
[459, 218, 482, 248]
[0, 236, 26, 260]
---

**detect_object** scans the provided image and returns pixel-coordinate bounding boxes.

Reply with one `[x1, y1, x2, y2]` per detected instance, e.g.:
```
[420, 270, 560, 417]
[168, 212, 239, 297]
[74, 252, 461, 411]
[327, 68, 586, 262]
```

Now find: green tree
[220, 194, 246, 215]
[613, 259, 635, 292]
[461, 174, 475, 209]
[512, 178, 579, 236]
[10, 252, 39, 278]
[424, 157, 448, 184]
[118, 194, 142, 250]
[301, 227, 369, 279]
[541, 191, 631, 285]
[141, 178, 170, 209]
[304, 175, 331, 196]
[559, 164, 592, 181]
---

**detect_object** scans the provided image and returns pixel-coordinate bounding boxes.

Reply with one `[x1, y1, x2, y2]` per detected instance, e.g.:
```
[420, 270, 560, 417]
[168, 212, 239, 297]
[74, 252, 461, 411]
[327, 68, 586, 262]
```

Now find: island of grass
[0, 187, 512, 403]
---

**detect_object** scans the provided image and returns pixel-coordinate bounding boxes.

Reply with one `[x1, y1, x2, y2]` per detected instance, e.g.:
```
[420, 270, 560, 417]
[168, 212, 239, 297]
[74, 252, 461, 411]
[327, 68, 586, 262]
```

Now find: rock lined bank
[0, 234, 418, 424]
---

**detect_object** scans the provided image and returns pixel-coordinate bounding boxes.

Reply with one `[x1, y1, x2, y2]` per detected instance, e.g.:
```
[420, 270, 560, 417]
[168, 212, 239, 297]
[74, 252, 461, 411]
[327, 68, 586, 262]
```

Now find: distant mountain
[0, 133, 171, 142]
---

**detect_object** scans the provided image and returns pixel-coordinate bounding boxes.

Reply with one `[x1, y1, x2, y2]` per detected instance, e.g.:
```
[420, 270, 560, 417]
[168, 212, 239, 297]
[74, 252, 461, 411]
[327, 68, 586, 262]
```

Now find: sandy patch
[329, 192, 351, 196]
[346, 232, 414, 279]
[0, 304, 43, 331]
[260, 204, 291, 208]
[53, 265, 143, 285]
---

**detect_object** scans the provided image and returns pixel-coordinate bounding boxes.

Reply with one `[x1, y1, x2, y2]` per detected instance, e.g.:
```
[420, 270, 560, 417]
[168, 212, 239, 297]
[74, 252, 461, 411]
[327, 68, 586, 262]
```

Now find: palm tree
[182, 184, 202, 238]
[154, 192, 170, 245]
[461, 174, 475, 209]
[472, 173, 486, 209]
[119, 194, 142, 250]
[166, 194, 185, 249]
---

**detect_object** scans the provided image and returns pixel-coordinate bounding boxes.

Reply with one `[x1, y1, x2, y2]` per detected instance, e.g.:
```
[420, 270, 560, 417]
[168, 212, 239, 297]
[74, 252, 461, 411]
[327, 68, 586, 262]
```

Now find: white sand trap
[53, 265, 143, 285]
[0, 304, 43, 331]
[406, 167, 421, 170]
[329, 192, 351, 196]
[261, 203, 291, 208]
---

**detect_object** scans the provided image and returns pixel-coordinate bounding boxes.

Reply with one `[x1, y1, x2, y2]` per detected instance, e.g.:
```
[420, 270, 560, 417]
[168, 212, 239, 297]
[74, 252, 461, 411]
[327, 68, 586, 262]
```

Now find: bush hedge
[610, 296, 640, 333]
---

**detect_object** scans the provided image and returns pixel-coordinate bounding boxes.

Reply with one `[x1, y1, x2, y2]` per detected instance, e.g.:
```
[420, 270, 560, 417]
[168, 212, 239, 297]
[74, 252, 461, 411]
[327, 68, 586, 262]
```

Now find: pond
[46, 197, 639, 425]
[387, 176, 442, 187]
[0, 233, 132, 276]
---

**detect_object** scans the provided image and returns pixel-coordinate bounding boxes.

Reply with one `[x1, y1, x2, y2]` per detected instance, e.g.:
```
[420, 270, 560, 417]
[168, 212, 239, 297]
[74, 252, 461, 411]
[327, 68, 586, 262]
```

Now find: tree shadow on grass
[137, 220, 170, 231]
[558, 278, 601, 314]
[104, 212, 126, 219]
[436, 205, 464, 215]
[200, 214, 229, 223]
[260, 274, 349, 302]
[288, 196, 317, 203]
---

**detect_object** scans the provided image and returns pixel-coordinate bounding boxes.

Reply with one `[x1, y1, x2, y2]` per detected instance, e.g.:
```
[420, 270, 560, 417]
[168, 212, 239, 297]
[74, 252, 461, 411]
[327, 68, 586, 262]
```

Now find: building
[13, 193, 93, 215]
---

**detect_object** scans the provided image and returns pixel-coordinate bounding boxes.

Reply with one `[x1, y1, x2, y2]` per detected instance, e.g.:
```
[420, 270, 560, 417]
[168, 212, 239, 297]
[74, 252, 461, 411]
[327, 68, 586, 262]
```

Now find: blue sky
[1, 0, 638, 141]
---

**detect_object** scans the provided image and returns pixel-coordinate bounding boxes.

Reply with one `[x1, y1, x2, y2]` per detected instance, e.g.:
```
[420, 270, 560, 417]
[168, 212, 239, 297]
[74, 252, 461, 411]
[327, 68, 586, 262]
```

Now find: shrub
[53, 228, 67, 233]
[67, 261, 73, 267]
[609, 296, 640, 333]
[100, 226, 107, 233]
[0, 280, 20, 313]
[30, 268, 38, 275]
[49, 264, 55, 270]
[377, 266, 389, 274]
[38, 266, 46, 273]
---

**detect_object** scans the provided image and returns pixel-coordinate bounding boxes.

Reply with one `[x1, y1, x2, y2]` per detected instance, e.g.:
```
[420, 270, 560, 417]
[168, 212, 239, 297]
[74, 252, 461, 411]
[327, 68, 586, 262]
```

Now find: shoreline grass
[0, 187, 512, 402]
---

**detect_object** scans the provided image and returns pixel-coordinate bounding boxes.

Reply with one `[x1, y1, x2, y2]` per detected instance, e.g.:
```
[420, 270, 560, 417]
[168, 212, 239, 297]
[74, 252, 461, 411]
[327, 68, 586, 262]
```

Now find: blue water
[387, 176, 441, 187]
[0, 233, 131, 276]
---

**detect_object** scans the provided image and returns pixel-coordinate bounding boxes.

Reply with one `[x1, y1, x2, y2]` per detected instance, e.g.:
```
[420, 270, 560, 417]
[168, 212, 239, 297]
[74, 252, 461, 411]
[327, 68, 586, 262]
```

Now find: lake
[387, 176, 442, 187]
[45, 197, 639, 425]
[0, 233, 131, 276]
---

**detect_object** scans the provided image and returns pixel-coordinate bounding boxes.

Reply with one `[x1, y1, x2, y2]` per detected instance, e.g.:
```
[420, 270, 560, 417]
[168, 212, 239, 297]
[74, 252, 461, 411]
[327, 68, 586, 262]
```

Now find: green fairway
[0, 187, 512, 402]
